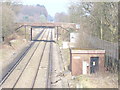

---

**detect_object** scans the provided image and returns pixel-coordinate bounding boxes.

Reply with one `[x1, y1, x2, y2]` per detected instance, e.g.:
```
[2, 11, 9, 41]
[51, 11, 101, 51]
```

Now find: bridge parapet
[17, 22, 76, 29]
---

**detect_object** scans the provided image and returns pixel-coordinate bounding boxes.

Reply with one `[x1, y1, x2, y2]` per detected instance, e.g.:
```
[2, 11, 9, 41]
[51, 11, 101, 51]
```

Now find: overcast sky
[21, 0, 70, 17]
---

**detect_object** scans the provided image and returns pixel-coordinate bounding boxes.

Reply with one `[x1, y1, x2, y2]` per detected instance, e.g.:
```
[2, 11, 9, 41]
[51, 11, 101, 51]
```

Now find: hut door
[90, 57, 99, 74]
[82, 61, 87, 74]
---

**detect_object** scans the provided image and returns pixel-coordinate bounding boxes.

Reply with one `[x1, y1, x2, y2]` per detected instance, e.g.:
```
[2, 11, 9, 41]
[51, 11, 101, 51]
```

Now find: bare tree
[54, 12, 69, 22]
[2, 1, 21, 41]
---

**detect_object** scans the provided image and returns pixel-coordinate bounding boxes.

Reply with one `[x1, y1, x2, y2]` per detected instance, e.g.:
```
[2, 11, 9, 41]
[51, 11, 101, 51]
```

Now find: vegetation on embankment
[1, 1, 50, 42]
[2, 1, 21, 41]
[55, 1, 119, 73]
[75, 72, 118, 88]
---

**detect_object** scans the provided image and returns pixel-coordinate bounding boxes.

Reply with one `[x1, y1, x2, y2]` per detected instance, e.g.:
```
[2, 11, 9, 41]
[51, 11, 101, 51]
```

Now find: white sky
[21, 0, 70, 17]
[4, 0, 118, 16]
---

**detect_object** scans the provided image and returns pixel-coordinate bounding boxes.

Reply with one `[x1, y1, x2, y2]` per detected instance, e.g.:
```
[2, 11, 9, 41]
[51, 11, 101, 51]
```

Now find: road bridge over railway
[17, 22, 76, 28]
[16, 22, 76, 41]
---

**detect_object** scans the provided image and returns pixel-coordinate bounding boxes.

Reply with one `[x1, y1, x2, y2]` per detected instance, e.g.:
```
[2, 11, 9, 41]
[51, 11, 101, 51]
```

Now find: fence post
[25, 26, 27, 39]
[57, 26, 58, 41]
[31, 27, 32, 41]
[2, 36, 4, 42]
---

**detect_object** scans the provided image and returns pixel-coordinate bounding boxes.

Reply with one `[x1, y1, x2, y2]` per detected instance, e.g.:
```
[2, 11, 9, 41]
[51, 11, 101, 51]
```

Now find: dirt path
[49, 42, 69, 88]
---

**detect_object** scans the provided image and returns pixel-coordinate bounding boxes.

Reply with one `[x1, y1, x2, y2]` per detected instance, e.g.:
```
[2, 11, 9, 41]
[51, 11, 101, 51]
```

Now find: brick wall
[71, 53, 105, 76]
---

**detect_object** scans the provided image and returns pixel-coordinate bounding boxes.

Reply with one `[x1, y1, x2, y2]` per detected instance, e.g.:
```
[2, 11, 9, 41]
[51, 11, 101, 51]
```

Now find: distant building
[76, 24, 80, 29]
[70, 33, 79, 43]
[69, 33, 79, 48]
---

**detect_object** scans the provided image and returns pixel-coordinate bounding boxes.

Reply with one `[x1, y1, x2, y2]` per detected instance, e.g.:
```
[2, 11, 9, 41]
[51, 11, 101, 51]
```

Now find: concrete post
[57, 26, 58, 41]
[25, 26, 27, 39]
[31, 27, 32, 41]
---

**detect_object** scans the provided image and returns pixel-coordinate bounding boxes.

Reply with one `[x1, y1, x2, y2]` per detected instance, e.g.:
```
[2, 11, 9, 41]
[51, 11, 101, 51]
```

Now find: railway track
[1, 28, 69, 88]
[1, 28, 53, 88]
[46, 29, 53, 88]
[14, 29, 50, 88]
[1, 29, 44, 83]
[1, 28, 44, 83]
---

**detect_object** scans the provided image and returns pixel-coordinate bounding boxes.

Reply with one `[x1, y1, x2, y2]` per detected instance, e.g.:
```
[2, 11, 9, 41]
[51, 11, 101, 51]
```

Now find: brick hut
[70, 49, 105, 76]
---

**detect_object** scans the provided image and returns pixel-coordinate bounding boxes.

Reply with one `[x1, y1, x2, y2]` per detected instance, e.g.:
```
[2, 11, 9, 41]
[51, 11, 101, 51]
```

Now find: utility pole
[100, 16, 103, 40]
[100, 4, 104, 40]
